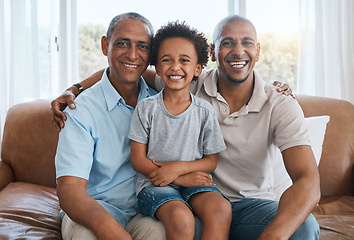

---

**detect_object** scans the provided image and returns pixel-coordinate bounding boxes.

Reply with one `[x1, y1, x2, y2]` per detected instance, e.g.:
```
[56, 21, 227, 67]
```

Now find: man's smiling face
[211, 19, 260, 84]
[102, 19, 152, 85]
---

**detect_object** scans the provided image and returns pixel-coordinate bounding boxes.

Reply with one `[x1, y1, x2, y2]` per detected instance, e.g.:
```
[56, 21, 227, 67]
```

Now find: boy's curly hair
[150, 21, 209, 67]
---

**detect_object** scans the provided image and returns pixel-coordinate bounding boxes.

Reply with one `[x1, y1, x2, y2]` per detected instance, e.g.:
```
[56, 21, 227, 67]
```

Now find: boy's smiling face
[155, 37, 202, 92]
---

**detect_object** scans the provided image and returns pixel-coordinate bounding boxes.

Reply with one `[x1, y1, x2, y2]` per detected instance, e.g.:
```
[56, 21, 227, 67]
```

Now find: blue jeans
[194, 198, 319, 240]
[138, 184, 226, 220]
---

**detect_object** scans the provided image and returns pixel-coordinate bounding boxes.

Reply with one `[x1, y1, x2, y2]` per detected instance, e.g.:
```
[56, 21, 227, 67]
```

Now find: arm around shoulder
[51, 68, 105, 132]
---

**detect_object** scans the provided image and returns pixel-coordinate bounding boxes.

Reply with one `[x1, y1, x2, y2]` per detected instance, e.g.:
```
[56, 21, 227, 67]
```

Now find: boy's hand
[173, 172, 214, 187]
[149, 161, 183, 187]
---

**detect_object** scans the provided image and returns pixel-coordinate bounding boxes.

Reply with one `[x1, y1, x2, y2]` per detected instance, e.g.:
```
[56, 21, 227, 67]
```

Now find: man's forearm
[66, 69, 105, 97]
[259, 146, 320, 239]
[58, 183, 114, 234]
[57, 177, 126, 238]
[79, 69, 105, 92]
[261, 176, 320, 239]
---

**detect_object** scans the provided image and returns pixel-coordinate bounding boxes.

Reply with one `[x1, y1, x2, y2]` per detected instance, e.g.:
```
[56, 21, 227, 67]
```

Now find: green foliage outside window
[256, 32, 298, 89]
[78, 24, 107, 79]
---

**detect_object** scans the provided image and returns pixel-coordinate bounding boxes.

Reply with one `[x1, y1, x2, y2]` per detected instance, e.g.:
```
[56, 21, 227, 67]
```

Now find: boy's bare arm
[57, 176, 131, 240]
[150, 154, 218, 187]
[130, 140, 159, 177]
[173, 171, 214, 187]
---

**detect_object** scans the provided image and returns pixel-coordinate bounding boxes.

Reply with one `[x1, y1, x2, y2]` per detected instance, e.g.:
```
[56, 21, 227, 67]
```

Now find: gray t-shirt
[155, 70, 310, 202]
[129, 90, 226, 195]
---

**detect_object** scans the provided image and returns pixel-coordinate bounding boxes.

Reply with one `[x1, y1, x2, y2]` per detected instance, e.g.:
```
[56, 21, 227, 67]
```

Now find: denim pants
[194, 198, 319, 240]
[138, 184, 226, 220]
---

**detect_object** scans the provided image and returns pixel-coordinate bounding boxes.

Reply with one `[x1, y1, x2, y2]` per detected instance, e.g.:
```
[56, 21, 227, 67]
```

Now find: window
[77, 0, 228, 79]
[245, 0, 299, 89]
[38, 0, 59, 98]
[76, 0, 299, 88]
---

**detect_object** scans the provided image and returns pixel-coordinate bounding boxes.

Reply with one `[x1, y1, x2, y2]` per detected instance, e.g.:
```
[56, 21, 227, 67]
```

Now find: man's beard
[226, 72, 250, 84]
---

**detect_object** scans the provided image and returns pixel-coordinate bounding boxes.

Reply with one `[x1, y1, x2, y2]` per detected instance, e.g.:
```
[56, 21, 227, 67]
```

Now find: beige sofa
[0, 95, 353, 239]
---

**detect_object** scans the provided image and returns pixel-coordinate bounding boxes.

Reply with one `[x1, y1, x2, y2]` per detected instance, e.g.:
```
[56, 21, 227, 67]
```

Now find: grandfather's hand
[272, 81, 296, 99]
[51, 90, 76, 132]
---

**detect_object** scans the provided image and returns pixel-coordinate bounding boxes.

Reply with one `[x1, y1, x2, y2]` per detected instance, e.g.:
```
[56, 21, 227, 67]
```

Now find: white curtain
[297, 0, 354, 104]
[0, 0, 41, 144]
[0, 0, 78, 144]
[0, 0, 6, 147]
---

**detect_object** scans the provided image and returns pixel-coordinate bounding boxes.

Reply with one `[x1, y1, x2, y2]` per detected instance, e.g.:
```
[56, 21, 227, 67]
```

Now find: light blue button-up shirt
[55, 67, 157, 227]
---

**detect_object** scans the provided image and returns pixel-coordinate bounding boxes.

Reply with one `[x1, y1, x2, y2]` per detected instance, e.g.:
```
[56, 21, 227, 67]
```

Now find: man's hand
[94, 219, 132, 240]
[51, 90, 76, 132]
[272, 81, 296, 99]
[173, 171, 214, 187]
[149, 161, 184, 187]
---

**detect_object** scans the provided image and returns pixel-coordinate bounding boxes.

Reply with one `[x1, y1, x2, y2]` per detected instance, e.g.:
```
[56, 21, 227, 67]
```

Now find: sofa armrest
[1, 100, 58, 188]
[352, 165, 354, 196]
[0, 160, 14, 190]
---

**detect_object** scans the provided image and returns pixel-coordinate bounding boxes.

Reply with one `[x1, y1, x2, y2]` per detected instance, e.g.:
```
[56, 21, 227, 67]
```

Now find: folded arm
[259, 145, 320, 240]
[150, 154, 217, 187]
[130, 140, 160, 177]
[131, 140, 217, 187]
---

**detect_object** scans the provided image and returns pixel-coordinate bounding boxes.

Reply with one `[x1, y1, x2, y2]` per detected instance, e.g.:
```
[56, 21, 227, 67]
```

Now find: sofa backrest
[297, 95, 354, 197]
[1, 96, 353, 197]
[1, 100, 58, 188]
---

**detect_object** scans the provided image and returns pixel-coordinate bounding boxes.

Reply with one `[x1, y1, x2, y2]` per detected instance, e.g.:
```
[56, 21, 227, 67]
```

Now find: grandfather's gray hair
[106, 12, 154, 40]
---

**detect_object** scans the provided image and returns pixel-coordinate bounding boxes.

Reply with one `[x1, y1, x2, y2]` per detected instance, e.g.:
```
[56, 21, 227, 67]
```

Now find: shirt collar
[101, 67, 153, 111]
[203, 69, 268, 113]
[203, 69, 219, 98]
[138, 76, 153, 102]
[247, 70, 268, 112]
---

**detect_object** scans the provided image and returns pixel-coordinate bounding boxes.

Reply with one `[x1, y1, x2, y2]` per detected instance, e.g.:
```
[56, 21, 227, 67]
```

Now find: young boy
[129, 22, 231, 240]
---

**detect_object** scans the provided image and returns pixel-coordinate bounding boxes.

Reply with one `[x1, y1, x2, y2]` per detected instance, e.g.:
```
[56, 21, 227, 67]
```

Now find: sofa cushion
[313, 196, 354, 215]
[314, 214, 354, 240]
[273, 116, 330, 199]
[0, 182, 61, 239]
[313, 196, 354, 239]
[297, 95, 354, 197]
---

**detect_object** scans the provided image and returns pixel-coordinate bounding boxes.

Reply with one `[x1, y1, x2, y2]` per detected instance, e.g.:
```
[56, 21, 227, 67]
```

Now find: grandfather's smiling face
[212, 18, 260, 84]
[102, 19, 152, 85]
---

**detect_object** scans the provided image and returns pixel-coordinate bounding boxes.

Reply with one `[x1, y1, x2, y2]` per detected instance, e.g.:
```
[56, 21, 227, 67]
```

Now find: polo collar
[101, 68, 151, 111]
[203, 69, 219, 98]
[203, 69, 268, 113]
[247, 71, 268, 112]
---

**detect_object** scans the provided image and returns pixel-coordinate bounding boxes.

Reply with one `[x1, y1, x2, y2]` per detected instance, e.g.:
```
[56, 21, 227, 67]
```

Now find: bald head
[213, 15, 257, 44]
